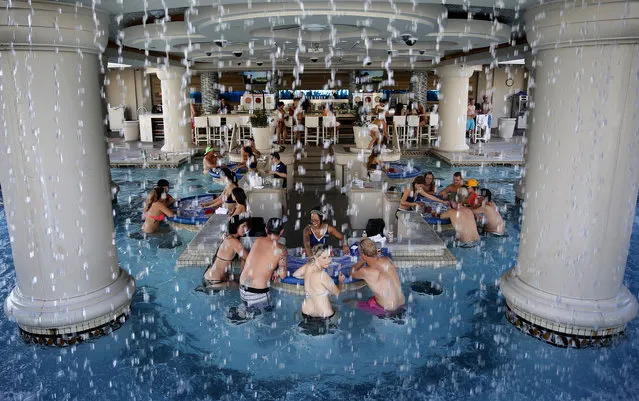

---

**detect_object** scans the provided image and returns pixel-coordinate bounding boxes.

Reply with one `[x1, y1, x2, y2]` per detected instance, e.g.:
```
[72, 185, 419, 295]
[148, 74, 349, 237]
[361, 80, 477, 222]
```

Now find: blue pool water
[0, 157, 637, 400]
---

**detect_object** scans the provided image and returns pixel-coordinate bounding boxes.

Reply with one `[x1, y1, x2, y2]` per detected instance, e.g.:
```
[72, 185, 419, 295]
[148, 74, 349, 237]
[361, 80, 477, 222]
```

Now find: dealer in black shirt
[266, 152, 287, 188]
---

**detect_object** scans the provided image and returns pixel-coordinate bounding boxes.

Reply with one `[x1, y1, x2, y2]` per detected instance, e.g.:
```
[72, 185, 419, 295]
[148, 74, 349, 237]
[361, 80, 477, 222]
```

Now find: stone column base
[500, 269, 638, 346]
[5, 268, 135, 340]
[436, 143, 469, 152]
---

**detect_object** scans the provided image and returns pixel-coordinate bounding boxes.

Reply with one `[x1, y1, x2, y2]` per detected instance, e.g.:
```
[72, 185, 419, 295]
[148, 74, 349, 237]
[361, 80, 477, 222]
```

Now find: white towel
[215, 207, 229, 215]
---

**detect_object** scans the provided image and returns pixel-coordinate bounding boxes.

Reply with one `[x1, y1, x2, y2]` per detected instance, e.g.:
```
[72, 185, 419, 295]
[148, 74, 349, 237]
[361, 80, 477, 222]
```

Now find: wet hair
[367, 149, 380, 170]
[271, 152, 280, 160]
[455, 187, 469, 203]
[157, 179, 170, 188]
[228, 215, 248, 235]
[453, 172, 462, 179]
[411, 175, 426, 193]
[310, 207, 324, 224]
[220, 167, 237, 185]
[311, 243, 330, 259]
[423, 171, 435, 193]
[277, 101, 284, 108]
[480, 188, 492, 203]
[144, 186, 166, 211]
[243, 146, 253, 157]
[231, 187, 247, 206]
[359, 238, 378, 257]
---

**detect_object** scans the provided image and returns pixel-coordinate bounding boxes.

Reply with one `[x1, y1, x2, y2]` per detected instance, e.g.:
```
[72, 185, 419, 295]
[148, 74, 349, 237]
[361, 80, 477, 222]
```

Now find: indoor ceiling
[66, 1, 522, 70]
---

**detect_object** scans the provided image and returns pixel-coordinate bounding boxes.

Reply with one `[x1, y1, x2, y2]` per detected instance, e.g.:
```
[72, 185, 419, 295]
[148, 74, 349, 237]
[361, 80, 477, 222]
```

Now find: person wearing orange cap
[464, 178, 480, 208]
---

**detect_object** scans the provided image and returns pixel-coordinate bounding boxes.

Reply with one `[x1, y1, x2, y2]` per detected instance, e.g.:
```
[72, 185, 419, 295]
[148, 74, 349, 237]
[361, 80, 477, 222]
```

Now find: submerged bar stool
[406, 115, 420, 148]
[304, 116, 320, 146]
[193, 116, 209, 145]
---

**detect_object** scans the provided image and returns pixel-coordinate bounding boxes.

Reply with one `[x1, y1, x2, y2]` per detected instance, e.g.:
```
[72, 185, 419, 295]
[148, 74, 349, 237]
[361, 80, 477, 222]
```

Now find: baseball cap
[266, 217, 283, 234]
[464, 178, 479, 188]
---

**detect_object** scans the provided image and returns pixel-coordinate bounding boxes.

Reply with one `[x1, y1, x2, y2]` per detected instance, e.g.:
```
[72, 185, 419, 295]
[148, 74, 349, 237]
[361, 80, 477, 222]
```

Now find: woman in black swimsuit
[200, 167, 238, 214]
[202, 216, 249, 289]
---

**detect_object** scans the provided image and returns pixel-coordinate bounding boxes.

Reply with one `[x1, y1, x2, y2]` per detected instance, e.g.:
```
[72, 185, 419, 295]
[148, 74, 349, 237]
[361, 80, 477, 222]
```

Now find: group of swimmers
[399, 171, 505, 247]
[203, 212, 406, 325]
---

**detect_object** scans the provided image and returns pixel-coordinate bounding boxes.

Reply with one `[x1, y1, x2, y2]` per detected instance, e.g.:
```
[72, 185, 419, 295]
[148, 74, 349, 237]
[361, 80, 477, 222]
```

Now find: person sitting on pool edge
[234, 146, 256, 173]
[200, 167, 238, 214]
[203, 146, 221, 174]
[238, 218, 288, 311]
[202, 215, 249, 289]
[437, 171, 464, 199]
[141, 185, 176, 234]
[349, 238, 405, 316]
[472, 188, 505, 236]
[437, 188, 481, 248]
[293, 244, 346, 322]
[303, 208, 350, 257]
[229, 187, 249, 219]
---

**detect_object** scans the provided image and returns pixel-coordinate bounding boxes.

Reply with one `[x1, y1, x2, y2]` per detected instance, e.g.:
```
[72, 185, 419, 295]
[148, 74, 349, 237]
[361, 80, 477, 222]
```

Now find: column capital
[0, 1, 109, 53]
[149, 66, 188, 81]
[524, 0, 639, 51]
[435, 64, 481, 79]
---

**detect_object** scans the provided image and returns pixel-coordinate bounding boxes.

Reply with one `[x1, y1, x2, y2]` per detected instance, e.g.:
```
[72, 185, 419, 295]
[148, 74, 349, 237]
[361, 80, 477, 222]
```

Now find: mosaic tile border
[19, 311, 130, 347]
[505, 305, 625, 348]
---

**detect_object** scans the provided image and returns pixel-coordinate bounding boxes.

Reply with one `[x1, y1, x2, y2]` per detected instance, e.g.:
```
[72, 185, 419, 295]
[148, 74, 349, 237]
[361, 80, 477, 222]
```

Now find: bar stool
[427, 113, 439, 146]
[284, 116, 295, 144]
[193, 116, 209, 145]
[238, 116, 252, 141]
[304, 116, 320, 146]
[321, 116, 338, 145]
[208, 115, 223, 146]
[406, 115, 420, 149]
[392, 115, 406, 147]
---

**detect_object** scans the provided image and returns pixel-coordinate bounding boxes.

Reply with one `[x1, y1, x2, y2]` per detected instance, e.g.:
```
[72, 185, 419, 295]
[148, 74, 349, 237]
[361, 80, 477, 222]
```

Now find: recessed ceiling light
[372, 37, 385, 41]
[107, 62, 131, 68]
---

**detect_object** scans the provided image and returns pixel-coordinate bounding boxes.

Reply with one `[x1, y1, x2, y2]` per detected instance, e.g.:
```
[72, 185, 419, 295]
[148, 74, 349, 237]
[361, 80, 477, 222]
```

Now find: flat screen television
[358, 70, 385, 84]
[243, 71, 269, 85]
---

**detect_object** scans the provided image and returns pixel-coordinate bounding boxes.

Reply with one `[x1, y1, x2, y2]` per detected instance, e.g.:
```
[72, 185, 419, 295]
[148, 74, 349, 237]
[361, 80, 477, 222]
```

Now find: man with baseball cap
[238, 218, 288, 311]
[463, 178, 480, 208]
[203, 146, 220, 174]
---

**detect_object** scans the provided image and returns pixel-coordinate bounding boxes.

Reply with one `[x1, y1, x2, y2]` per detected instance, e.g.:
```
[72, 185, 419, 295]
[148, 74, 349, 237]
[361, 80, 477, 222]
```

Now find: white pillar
[0, 3, 135, 343]
[436, 65, 478, 152]
[152, 67, 194, 152]
[500, 0, 639, 346]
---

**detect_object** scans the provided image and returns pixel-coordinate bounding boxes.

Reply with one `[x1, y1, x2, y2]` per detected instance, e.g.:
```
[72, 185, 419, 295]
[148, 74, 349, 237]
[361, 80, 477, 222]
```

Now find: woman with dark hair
[367, 149, 381, 171]
[234, 146, 256, 173]
[399, 176, 445, 211]
[142, 186, 176, 233]
[303, 207, 349, 256]
[423, 171, 437, 195]
[293, 243, 345, 320]
[230, 187, 248, 218]
[202, 215, 249, 289]
[200, 167, 238, 213]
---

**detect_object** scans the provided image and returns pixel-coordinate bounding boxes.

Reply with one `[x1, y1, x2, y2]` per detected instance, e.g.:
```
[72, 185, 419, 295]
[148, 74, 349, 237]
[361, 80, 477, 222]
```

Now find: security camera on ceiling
[419, 50, 425, 55]
[233, 51, 243, 57]
[214, 40, 227, 48]
[256, 61, 263, 66]
[237, 62, 242, 66]
[311, 57, 318, 63]
[365, 61, 372, 66]
[401, 34, 417, 46]
[206, 51, 212, 57]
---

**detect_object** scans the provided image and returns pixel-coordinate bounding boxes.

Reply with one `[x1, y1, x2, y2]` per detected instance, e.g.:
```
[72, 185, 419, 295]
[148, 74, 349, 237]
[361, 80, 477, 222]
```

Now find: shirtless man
[238, 218, 288, 310]
[472, 189, 505, 236]
[350, 238, 405, 315]
[438, 190, 481, 247]
[438, 172, 464, 199]
[202, 216, 249, 289]
[203, 146, 220, 174]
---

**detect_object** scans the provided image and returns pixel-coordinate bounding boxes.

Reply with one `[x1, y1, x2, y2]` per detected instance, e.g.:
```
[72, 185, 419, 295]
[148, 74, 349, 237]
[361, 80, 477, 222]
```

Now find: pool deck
[107, 139, 195, 168]
[428, 137, 525, 166]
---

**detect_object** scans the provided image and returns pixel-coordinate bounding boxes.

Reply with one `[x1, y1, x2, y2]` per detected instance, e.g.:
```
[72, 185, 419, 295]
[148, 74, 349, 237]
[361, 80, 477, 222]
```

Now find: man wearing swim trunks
[472, 189, 505, 236]
[438, 172, 463, 199]
[438, 191, 481, 247]
[238, 218, 288, 310]
[350, 238, 405, 315]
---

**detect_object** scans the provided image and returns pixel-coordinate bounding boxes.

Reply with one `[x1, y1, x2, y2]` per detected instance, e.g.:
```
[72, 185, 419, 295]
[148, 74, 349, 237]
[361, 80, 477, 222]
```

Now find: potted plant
[249, 108, 273, 152]
[352, 105, 370, 149]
